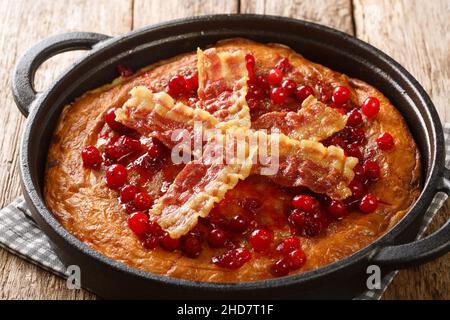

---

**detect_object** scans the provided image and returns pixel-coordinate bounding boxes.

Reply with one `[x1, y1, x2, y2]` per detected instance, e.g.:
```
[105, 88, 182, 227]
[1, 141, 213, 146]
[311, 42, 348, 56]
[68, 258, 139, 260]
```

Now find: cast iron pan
[10, 14, 450, 299]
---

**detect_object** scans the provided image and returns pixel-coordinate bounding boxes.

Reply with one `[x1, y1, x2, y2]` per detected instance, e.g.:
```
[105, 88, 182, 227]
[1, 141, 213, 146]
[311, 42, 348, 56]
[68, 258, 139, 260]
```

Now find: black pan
[11, 14, 450, 299]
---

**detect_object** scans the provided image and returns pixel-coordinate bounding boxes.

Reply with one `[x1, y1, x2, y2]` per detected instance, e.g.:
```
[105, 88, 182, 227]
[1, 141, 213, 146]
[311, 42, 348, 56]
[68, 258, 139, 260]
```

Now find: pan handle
[11, 32, 110, 117]
[370, 167, 450, 268]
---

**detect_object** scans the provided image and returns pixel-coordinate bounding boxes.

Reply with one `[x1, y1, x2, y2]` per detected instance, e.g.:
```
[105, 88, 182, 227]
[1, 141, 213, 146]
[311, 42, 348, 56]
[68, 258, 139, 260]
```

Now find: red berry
[359, 193, 379, 213]
[167, 75, 187, 97]
[209, 215, 229, 230]
[229, 215, 248, 233]
[127, 211, 149, 235]
[160, 233, 180, 251]
[345, 143, 363, 159]
[281, 79, 296, 96]
[349, 127, 367, 145]
[105, 135, 142, 161]
[185, 73, 199, 92]
[288, 208, 328, 237]
[105, 108, 130, 132]
[361, 97, 380, 119]
[142, 235, 158, 249]
[318, 82, 331, 102]
[245, 53, 256, 82]
[276, 237, 300, 255]
[275, 58, 292, 73]
[105, 164, 128, 189]
[295, 85, 314, 103]
[267, 68, 284, 85]
[291, 195, 318, 212]
[377, 132, 395, 151]
[208, 228, 227, 248]
[212, 248, 251, 269]
[116, 64, 133, 78]
[270, 87, 287, 105]
[271, 258, 290, 277]
[147, 137, 165, 158]
[287, 249, 307, 270]
[133, 192, 153, 211]
[363, 160, 381, 180]
[353, 164, 365, 181]
[247, 84, 265, 99]
[249, 229, 273, 252]
[347, 109, 363, 127]
[147, 220, 164, 236]
[256, 75, 270, 90]
[245, 53, 255, 69]
[182, 235, 202, 258]
[349, 179, 366, 199]
[120, 185, 138, 203]
[332, 86, 350, 106]
[81, 145, 102, 169]
[327, 200, 348, 219]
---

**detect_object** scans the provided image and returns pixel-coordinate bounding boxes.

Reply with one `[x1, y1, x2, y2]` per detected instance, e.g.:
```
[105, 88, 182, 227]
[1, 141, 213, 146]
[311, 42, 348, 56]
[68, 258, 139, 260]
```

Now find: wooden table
[0, 0, 448, 300]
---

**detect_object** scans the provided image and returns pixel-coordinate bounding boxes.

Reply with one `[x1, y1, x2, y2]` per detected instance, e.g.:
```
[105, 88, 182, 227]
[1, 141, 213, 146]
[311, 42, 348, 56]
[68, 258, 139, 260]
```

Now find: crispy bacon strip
[115, 49, 357, 237]
[116, 86, 218, 134]
[251, 131, 358, 200]
[197, 48, 250, 129]
[252, 96, 347, 141]
[115, 86, 218, 148]
[154, 130, 257, 238]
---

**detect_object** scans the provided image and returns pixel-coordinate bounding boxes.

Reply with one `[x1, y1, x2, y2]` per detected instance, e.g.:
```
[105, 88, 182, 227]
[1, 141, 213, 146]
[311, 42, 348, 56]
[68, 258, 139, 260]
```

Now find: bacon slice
[252, 96, 347, 141]
[154, 130, 257, 238]
[114, 50, 357, 237]
[251, 131, 358, 200]
[197, 48, 250, 129]
[116, 86, 218, 133]
[115, 86, 218, 147]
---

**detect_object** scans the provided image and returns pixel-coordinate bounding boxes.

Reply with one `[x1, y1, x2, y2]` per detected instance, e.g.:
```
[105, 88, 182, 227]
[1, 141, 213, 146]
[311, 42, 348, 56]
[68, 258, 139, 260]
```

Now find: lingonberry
[361, 97, 380, 119]
[133, 192, 153, 211]
[249, 229, 273, 252]
[160, 233, 180, 251]
[287, 249, 307, 270]
[120, 185, 138, 203]
[212, 248, 252, 269]
[291, 195, 318, 212]
[81, 145, 102, 169]
[359, 193, 379, 213]
[347, 109, 363, 127]
[167, 75, 187, 97]
[267, 68, 284, 85]
[207, 228, 227, 248]
[295, 85, 314, 103]
[105, 164, 128, 189]
[332, 86, 350, 106]
[276, 237, 301, 255]
[281, 79, 297, 96]
[127, 211, 149, 235]
[377, 132, 395, 151]
[327, 200, 348, 219]
[270, 87, 287, 105]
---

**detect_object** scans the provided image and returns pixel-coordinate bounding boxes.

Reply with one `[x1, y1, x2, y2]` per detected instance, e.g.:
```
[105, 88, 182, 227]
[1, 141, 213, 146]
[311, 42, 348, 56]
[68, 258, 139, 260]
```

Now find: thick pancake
[44, 39, 421, 282]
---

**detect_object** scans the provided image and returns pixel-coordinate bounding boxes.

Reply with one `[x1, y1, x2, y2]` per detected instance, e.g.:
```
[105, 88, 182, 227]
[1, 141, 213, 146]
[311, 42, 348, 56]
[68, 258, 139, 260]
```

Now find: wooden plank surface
[353, 0, 450, 300]
[0, 0, 448, 299]
[241, 0, 354, 34]
[0, 0, 132, 300]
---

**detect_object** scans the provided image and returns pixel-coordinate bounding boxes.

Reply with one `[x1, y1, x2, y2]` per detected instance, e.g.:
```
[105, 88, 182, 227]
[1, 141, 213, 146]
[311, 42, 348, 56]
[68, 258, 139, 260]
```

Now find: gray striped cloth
[1, 124, 449, 299]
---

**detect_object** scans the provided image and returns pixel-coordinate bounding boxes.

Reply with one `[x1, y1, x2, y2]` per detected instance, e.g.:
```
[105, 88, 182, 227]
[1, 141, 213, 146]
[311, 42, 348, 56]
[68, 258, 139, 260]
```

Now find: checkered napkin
[1, 125, 449, 299]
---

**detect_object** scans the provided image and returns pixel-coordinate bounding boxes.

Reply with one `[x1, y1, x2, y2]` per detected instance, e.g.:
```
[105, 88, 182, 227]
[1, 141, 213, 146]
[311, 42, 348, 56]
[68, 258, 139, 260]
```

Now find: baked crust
[44, 39, 421, 282]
